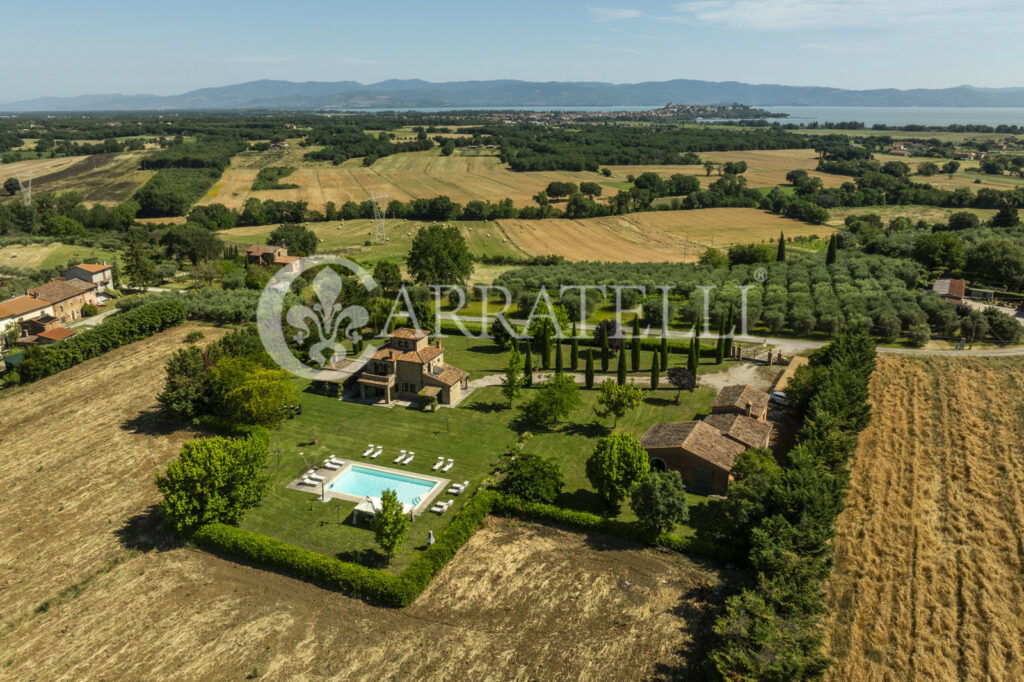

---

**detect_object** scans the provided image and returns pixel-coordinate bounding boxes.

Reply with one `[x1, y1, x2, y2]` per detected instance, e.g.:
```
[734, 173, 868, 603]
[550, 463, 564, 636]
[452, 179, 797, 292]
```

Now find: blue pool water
[328, 465, 436, 506]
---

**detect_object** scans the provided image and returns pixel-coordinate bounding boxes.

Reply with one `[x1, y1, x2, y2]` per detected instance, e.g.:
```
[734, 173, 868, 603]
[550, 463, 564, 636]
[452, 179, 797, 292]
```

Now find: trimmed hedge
[191, 489, 499, 607]
[18, 299, 187, 383]
[492, 495, 733, 562]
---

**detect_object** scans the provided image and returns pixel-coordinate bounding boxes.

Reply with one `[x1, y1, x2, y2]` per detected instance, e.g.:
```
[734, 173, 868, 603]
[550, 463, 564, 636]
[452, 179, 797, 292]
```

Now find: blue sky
[3, 0, 1020, 100]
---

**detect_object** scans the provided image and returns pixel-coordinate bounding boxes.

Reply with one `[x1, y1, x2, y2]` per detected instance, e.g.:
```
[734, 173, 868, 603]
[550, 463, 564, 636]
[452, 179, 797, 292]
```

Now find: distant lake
[338, 104, 1024, 127]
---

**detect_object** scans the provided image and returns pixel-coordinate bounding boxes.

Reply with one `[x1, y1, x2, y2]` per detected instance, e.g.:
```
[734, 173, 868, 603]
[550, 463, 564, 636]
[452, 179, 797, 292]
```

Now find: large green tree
[268, 222, 318, 256]
[373, 488, 409, 563]
[521, 372, 581, 427]
[499, 452, 564, 504]
[595, 379, 644, 427]
[501, 344, 524, 407]
[585, 433, 649, 509]
[630, 470, 689, 535]
[406, 224, 473, 285]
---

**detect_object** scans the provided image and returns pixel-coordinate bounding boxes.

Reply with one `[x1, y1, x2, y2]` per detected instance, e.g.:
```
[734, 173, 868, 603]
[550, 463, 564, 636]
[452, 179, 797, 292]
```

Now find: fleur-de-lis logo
[257, 255, 377, 381]
[286, 268, 369, 367]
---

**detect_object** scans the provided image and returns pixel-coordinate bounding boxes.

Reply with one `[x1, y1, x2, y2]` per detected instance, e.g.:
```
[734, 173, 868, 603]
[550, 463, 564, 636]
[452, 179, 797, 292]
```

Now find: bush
[630, 470, 689, 535]
[80, 303, 98, 317]
[498, 452, 564, 503]
[184, 330, 205, 343]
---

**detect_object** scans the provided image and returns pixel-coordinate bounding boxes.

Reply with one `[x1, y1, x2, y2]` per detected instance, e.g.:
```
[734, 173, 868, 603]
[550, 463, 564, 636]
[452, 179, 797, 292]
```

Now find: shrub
[585, 432, 649, 510]
[630, 470, 689, 535]
[184, 330, 205, 343]
[80, 303, 98, 317]
[498, 452, 564, 503]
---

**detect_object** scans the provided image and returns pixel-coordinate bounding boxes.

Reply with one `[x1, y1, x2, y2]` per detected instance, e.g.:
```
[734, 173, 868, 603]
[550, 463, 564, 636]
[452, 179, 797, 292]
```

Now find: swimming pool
[327, 464, 438, 507]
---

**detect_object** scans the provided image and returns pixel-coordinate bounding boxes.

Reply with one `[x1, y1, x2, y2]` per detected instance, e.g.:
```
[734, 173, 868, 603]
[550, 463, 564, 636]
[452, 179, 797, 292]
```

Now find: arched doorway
[649, 457, 667, 472]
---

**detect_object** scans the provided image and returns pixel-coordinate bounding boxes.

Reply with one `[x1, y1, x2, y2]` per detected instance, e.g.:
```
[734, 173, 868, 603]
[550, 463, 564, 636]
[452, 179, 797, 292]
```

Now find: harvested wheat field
[0, 324, 227, 634]
[616, 149, 843, 190]
[0, 156, 86, 183]
[0, 517, 727, 680]
[0, 151, 155, 206]
[824, 354, 1024, 681]
[499, 208, 832, 262]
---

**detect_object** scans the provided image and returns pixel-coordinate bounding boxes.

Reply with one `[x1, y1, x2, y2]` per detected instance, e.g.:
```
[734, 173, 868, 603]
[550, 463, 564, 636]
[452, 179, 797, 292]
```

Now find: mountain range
[3, 78, 1024, 111]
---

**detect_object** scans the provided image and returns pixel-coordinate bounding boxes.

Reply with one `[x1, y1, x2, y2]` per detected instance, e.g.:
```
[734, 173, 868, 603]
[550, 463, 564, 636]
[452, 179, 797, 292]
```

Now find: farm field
[823, 355, 1024, 681]
[1, 151, 155, 205]
[218, 208, 829, 264]
[0, 242, 119, 270]
[827, 204, 997, 227]
[0, 325, 729, 680]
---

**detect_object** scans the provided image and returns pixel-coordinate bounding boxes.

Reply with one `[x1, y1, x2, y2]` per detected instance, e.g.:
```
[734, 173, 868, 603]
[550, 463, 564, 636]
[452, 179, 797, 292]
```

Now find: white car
[770, 391, 790, 406]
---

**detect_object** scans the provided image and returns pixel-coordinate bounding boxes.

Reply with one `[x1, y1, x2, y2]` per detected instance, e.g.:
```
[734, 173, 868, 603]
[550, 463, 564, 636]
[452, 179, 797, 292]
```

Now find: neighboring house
[66, 263, 113, 290]
[0, 295, 54, 350]
[356, 328, 469, 406]
[26, 278, 98, 325]
[641, 420, 745, 495]
[21, 314, 63, 336]
[711, 384, 771, 422]
[36, 327, 76, 344]
[246, 245, 287, 266]
[272, 254, 302, 273]
[933, 278, 967, 304]
[704, 413, 773, 450]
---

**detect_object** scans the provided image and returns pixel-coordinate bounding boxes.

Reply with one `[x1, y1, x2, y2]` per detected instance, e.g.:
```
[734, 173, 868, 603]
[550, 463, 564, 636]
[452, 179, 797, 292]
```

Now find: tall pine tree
[523, 343, 533, 388]
[585, 348, 595, 389]
[600, 324, 610, 372]
[826, 234, 838, 265]
[660, 333, 668, 369]
[724, 304, 734, 358]
[570, 322, 579, 370]
[715, 315, 725, 364]
[617, 346, 627, 386]
[555, 339, 564, 374]
[777, 231, 786, 262]
[688, 331, 699, 375]
[541, 324, 551, 370]
[650, 352, 660, 390]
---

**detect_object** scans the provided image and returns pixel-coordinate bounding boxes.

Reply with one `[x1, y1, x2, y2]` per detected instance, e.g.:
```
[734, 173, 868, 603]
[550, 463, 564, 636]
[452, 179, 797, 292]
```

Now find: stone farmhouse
[356, 328, 469, 406]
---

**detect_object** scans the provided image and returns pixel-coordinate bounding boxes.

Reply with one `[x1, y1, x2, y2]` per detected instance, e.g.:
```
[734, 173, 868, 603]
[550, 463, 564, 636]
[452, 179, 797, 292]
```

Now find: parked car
[770, 391, 790, 406]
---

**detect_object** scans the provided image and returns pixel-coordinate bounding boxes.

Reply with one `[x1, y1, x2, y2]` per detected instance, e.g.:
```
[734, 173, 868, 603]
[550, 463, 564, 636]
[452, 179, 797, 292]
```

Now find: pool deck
[287, 458, 450, 514]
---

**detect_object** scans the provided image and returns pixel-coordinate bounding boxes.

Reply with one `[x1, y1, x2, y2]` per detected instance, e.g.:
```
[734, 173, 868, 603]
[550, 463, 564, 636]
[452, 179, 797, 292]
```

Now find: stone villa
[356, 328, 469, 406]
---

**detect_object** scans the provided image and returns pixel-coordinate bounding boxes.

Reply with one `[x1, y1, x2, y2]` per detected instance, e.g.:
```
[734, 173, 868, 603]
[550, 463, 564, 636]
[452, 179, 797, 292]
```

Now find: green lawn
[240, 350, 729, 571]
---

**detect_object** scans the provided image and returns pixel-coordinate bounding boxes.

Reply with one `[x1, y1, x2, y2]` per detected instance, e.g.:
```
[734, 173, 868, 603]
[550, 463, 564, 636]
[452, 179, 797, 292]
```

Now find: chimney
[435, 339, 441, 348]
[745, 401, 752, 418]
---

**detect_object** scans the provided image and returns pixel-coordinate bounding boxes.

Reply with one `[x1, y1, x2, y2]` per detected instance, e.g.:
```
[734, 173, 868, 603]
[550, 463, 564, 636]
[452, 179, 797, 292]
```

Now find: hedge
[492, 495, 734, 562]
[18, 298, 187, 383]
[191, 489, 499, 607]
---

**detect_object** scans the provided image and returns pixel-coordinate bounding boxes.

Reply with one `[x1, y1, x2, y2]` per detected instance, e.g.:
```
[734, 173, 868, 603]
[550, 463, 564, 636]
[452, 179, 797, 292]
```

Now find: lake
[760, 106, 1024, 127]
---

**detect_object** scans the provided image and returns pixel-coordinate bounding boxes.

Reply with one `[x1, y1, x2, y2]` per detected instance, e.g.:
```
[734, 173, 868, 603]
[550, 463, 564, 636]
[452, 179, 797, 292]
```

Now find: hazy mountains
[3, 78, 1024, 111]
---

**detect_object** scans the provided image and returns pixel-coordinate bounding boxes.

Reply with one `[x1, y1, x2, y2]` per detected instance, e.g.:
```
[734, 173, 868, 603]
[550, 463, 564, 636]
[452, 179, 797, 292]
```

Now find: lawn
[241, 344, 729, 572]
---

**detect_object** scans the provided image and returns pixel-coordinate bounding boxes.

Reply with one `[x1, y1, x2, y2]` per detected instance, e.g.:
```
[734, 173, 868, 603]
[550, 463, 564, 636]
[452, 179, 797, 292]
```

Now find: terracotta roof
[72, 263, 111, 273]
[933, 278, 966, 299]
[0, 295, 51, 318]
[369, 347, 403, 362]
[641, 420, 745, 471]
[390, 327, 428, 340]
[704, 413, 772, 450]
[399, 345, 443, 364]
[432, 366, 469, 386]
[37, 327, 76, 341]
[712, 385, 770, 416]
[27, 278, 95, 303]
[246, 244, 285, 255]
[273, 255, 301, 265]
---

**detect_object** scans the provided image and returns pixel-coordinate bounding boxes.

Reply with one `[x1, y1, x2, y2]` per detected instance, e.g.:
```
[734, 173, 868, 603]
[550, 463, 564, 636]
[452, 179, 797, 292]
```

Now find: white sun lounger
[448, 480, 470, 495]
[322, 460, 340, 470]
[298, 477, 317, 487]
[306, 470, 325, 482]
[371, 446, 382, 459]
[393, 453, 405, 463]
[402, 455, 414, 465]
[430, 499, 453, 514]
[431, 458, 445, 471]
[441, 460, 454, 473]
[327, 455, 344, 465]
[361, 445, 375, 457]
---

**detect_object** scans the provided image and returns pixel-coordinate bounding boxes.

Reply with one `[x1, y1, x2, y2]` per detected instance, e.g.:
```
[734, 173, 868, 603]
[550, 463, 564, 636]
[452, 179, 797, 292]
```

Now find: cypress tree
[650, 351, 660, 390]
[570, 322, 579, 370]
[631, 338, 640, 373]
[777, 231, 786, 262]
[617, 345, 628, 386]
[585, 348, 595, 389]
[541, 325, 551, 370]
[555, 338, 564, 374]
[826, 234, 838, 265]
[687, 332, 699, 375]
[523, 344, 533, 388]
[724, 305, 734, 358]
[600, 323, 610, 372]
[660, 333, 668, 369]
[715, 315, 725, 364]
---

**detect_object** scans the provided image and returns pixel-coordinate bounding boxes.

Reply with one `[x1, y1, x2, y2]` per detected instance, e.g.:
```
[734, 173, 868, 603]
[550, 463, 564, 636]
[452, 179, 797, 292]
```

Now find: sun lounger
[371, 446, 382, 459]
[431, 458, 445, 471]
[322, 460, 340, 470]
[394, 453, 405, 463]
[441, 461, 454, 473]
[361, 445, 374, 457]
[402, 455, 414, 465]
[298, 477, 317, 487]
[307, 471, 325, 482]
[430, 499, 453, 514]
[327, 456, 344, 465]
[448, 480, 470, 494]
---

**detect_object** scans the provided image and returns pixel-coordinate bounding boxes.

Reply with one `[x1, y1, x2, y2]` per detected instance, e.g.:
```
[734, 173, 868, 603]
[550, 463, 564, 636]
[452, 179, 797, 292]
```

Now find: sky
[2, 0, 1021, 101]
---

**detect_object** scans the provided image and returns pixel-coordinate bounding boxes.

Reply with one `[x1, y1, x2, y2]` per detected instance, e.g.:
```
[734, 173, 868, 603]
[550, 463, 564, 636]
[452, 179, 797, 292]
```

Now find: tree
[650, 352, 660, 390]
[158, 346, 208, 419]
[586, 433, 649, 510]
[579, 181, 602, 198]
[913, 232, 966, 272]
[373, 488, 409, 563]
[523, 344, 533, 388]
[942, 160, 961, 178]
[699, 248, 729, 268]
[440, 140, 455, 156]
[595, 379, 644, 427]
[600, 322, 610, 372]
[667, 367, 696, 402]
[660, 334, 669, 369]
[616, 345, 628, 385]
[917, 161, 939, 177]
[406, 224, 474, 285]
[585, 348, 595, 389]
[156, 434, 269, 535]
[521, 372, 581, 427]
[570, 323, 579, 370]
[499, 453, 564, 504]
[540, 324, 551, 369]
[123, 236, 157, 290]
[501, 344, 524, 407]
[630, 317, 641, 372]
[992, 204, 1020, 228]
[724, 305, 735, 358]
[554, 339, 564, 374]
[373, 260, 402, 292]
[3, 177, 20, 196]
[630, 470, 689, 535]
[776, 232, 786, 262]
[687, 331, 700, 376]
[715, 315, 726, 364]
[825, 234, 838, 266]
[267, 223, 317, 256]
[222, 365, 299, 428]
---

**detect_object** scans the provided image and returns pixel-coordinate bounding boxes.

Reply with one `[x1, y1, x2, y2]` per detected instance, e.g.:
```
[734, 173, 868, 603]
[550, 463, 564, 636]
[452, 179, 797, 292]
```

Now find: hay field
[498, 208, 832, 262]
[827, 204, 998, 227]
[0, 151, 155, 205]
[824, 355, 1024, 681]
[0, 326, 727, 678]
[0, 242, 118, 270]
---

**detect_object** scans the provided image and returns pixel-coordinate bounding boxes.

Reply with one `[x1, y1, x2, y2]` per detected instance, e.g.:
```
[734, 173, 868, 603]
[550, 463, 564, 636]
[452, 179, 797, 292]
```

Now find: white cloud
[670, 0, 997, 31]
[223, 56, 296, 64]
[589, 7, 644, 22]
